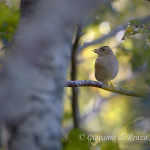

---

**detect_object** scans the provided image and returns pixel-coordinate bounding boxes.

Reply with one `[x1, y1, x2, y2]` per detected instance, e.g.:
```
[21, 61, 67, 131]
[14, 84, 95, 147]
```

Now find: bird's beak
[92, 49, 99, 53]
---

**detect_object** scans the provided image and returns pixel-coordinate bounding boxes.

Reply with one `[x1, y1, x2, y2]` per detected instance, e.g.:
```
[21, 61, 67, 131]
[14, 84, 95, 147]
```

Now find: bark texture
[0, 0, 102, 149]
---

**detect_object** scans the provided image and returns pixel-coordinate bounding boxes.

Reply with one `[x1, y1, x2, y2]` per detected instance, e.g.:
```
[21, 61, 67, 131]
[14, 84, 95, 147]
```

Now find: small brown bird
[93, 46, 119, 83]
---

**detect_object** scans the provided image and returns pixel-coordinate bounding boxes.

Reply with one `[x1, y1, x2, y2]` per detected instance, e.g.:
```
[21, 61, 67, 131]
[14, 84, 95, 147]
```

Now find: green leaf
[123, 19, 150, 40]
[63, 129, 93, 150]
[129, 19, 143, 27]
[100, 141, 120, 150]
[0, 2, 20, 42]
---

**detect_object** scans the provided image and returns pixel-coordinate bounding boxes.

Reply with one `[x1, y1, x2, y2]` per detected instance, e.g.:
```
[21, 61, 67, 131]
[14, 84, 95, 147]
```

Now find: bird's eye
[101, 48, 105, 51]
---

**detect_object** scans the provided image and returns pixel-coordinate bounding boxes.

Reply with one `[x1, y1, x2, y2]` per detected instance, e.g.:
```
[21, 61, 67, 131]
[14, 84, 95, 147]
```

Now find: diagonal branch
[79, 24, 127, 51]
[79, 15, 150, 51]
[65, 80, 147, 97]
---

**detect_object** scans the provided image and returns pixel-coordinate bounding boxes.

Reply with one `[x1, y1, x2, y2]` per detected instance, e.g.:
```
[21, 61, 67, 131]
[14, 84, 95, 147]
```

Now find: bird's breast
[94, 55, 119, 82]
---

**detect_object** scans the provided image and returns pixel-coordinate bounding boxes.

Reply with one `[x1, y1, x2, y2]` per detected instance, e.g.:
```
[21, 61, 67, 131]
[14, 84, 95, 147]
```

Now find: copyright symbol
[78, 134, 85, 141]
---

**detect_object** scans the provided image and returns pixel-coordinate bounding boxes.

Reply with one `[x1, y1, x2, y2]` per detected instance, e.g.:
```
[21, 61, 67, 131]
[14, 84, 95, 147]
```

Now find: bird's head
[93, 46, 114, 56]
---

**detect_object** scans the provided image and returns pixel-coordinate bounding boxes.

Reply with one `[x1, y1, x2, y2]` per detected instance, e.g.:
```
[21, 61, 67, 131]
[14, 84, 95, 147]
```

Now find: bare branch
[79, 15, 150, 51]
[71, 26, 81, 128]
[79, 25, 127, 51]
[65, 80, 146, 97]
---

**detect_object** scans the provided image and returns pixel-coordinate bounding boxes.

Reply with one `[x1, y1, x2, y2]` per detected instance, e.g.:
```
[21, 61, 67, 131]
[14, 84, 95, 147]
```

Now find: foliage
[123, 19, 150, 40]
[63, 129, 93, 150]
[0, 2, 20, 46]
[122, 19, 150, 82]
[100, 141, 120, 150]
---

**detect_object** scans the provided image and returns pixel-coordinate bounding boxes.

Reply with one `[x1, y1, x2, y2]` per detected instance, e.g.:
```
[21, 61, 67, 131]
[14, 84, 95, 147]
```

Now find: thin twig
[65, 80, 147, 97]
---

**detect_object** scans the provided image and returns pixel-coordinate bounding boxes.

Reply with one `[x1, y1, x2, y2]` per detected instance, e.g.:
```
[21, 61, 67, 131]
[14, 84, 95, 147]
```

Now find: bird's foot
[108, 81, 114, 88]
[101, 81, 114, 89]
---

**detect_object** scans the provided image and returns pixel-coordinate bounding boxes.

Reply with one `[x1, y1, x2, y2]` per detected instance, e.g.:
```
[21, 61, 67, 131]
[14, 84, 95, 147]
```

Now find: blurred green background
[0, 0, 150, 150]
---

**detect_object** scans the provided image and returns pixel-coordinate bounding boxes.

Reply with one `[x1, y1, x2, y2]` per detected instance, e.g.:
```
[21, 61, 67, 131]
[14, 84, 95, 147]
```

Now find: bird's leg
[102, 81, 114, 88]
[108, 81, 114, 88]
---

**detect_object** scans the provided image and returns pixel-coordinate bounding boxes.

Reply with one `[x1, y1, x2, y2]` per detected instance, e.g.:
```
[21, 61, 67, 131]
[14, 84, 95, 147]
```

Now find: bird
[93, 46, 119, 84]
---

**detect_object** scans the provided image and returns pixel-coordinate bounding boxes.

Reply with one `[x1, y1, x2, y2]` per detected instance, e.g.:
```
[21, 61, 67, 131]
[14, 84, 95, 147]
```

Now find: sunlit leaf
[122, 19, 150, 40]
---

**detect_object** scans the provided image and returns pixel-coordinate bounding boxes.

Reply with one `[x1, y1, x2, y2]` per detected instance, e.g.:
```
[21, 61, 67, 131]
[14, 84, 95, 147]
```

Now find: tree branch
[65, 80, 146, 97]
[71, 26, 81, 128]
[79, 24, 127, 51]
[79, 15, 150, 51]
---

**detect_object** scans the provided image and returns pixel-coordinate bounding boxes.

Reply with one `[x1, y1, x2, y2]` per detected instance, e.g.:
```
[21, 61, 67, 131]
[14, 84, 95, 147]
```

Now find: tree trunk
[0, 0, 101, 149]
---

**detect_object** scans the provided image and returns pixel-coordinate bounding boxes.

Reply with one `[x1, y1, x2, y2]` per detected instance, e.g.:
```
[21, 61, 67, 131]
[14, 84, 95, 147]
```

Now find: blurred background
[0, 0, 150, 150]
